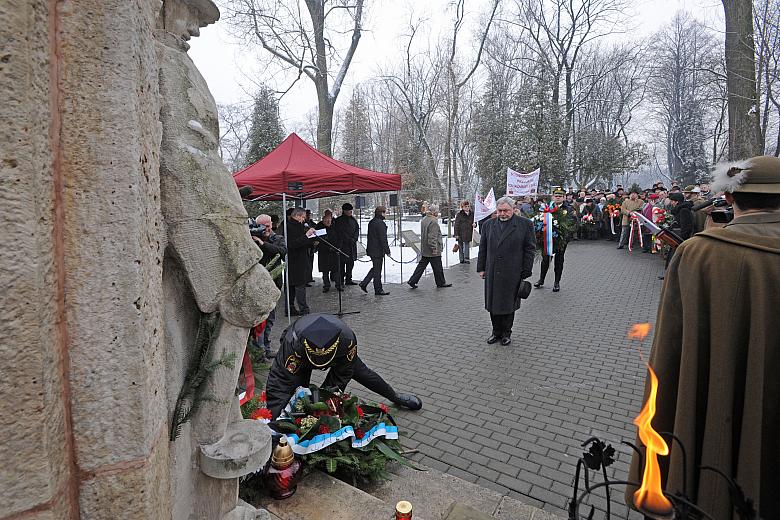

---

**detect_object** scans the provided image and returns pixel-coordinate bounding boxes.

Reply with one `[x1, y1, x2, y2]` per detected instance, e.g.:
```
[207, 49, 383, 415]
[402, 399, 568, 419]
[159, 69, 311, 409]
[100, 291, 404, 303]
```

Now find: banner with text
[475, 188, 496, 222]
[506, 167, 540, 197]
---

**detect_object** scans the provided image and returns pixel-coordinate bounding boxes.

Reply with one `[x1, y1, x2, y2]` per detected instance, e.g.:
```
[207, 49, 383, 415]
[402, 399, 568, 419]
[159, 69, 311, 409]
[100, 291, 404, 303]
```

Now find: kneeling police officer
[265, 313, 423, 418]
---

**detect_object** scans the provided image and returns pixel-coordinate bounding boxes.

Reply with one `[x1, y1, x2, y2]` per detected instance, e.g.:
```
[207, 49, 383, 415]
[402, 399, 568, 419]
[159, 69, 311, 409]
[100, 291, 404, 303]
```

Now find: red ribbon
[628, 214, 643, 252]
[239, 348, 255, 405]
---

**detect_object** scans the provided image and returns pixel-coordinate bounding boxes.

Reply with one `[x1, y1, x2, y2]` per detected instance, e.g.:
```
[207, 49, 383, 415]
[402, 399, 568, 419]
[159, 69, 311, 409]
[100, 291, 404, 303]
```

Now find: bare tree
[721, 0, 763, 158]
[217, 101, 254, 171]
[224, 0, 365, 156]
[754, 0, 780, 155]
[443, 0, 500, 213]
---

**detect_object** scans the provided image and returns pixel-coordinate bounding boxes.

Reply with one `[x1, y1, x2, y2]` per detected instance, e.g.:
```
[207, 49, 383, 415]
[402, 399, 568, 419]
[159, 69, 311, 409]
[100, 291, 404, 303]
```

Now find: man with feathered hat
[626, 156, 780, 519]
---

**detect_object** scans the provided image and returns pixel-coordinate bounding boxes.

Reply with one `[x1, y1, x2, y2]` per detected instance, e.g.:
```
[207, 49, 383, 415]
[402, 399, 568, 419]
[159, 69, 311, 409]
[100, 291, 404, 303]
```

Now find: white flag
[475, 188, 496, 222]
[506, 167, 540, 197]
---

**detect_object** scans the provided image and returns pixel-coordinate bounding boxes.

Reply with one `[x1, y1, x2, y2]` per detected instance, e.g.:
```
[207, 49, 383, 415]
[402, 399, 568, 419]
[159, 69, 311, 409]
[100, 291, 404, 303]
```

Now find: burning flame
[633, 365, 673, 517]
[627, 323, 651, 341]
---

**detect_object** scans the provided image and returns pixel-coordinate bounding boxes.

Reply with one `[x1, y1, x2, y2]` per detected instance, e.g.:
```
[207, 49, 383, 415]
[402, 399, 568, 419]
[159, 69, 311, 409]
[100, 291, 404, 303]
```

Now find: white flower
[553, 219, 559, 225]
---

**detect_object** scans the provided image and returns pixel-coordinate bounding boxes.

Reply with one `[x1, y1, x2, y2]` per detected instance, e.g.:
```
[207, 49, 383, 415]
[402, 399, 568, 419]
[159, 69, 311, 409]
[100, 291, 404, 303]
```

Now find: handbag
[452, 243, 460, 253]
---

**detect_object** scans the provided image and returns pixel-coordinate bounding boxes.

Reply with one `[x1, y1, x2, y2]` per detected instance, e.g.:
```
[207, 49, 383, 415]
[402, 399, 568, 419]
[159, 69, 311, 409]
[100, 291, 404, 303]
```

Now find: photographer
[626, 156, 780, 519]
[250, 214, 287, 359]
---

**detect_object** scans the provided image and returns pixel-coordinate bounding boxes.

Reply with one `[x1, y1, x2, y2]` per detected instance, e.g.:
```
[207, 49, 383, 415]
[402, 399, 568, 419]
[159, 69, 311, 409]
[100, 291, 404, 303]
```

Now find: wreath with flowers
[530, 202, 576, 254]
[266, 386, 420, 485]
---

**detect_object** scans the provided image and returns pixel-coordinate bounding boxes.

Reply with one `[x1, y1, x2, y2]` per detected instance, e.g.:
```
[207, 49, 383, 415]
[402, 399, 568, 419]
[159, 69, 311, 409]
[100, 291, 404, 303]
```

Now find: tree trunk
[317, 94, 334, 157]
[722, 0, 763, 159]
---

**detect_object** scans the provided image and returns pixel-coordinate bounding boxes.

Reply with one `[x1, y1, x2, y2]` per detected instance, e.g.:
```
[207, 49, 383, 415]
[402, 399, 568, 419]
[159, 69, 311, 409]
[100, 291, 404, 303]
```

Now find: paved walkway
[267, 239, 667, 518]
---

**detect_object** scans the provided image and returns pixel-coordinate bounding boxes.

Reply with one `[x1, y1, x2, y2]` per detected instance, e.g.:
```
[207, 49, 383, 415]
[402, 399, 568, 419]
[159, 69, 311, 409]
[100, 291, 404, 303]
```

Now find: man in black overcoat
[476, 196, 536, 346]
[285, 207, 316, 315]
[360, 206, 391, 295]
[333, 202, 360, 285]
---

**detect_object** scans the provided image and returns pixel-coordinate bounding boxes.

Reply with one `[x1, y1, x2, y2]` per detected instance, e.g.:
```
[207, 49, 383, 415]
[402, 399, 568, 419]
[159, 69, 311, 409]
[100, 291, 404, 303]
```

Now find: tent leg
[399, 192, 403, 283]
[283, 193, 291, 326]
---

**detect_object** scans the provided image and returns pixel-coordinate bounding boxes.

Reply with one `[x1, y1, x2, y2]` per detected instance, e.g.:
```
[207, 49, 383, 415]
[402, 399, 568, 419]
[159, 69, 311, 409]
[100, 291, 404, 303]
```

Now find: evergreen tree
[245, 85, 285, 166]
[340, 88, 373, 169]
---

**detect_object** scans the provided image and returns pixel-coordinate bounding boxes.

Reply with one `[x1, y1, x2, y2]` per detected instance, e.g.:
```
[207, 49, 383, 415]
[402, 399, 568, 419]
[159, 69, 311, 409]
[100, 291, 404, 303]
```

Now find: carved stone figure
[155, 1, 280, 518]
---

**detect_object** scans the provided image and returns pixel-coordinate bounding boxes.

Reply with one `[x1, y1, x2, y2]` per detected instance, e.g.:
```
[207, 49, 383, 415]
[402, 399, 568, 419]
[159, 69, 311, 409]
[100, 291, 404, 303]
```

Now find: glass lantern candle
[263, 435, 303, 499]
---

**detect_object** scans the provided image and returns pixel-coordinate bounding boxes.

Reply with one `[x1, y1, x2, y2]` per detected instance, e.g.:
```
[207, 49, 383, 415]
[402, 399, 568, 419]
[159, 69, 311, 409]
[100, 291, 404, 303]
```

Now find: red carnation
[250, 408, 272, 421]
[295, 429, 301, 436]
[356, 406, 364, 418]
[355, 428, 365, 439]
[294, 418, 303, 426]
[259, 390, 266, 402]
[318, 424, 330, 435]
[380, 403, 389, 414]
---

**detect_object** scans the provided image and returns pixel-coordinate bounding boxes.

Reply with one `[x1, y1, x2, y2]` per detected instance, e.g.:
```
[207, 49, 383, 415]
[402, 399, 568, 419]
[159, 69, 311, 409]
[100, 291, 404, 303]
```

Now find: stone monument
[0, 0, 278, 518]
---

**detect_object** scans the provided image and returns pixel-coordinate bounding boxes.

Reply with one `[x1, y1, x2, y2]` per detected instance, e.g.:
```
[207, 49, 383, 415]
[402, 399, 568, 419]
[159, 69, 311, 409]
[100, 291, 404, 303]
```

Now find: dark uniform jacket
[626, 212, 780, 519]
[284, 218, 312, 286]
[476, 215, 536, 314]
[671, 200, 695, 240]
[453, 210, 475, 242]
[366, 216, 390, 258]
[265, 313, 359, 418]
[333, 214, 359, 260]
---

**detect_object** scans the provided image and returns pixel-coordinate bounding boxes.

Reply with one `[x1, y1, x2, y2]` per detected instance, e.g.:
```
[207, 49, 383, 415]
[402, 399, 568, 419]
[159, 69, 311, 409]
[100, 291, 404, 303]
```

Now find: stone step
[361, 464, 563, 520]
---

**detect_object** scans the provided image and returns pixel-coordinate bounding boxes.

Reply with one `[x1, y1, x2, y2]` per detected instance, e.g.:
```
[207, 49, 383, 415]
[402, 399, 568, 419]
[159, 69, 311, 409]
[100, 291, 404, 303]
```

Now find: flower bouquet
[531, 203, 576, 254]
[268, 386, 419, 485]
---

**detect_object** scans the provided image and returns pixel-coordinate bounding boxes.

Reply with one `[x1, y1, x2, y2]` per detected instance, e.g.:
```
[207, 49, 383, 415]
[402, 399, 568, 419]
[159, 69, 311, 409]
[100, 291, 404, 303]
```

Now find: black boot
[393, 394, 422, 411]
[534, 280, 544, 288]
[553, 281, 560, 292]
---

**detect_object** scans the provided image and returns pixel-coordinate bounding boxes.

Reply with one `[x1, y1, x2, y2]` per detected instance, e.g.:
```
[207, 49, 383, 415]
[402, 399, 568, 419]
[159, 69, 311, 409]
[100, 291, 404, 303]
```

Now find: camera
[248, 221, 267, 239]
[709, 197, 734, 223]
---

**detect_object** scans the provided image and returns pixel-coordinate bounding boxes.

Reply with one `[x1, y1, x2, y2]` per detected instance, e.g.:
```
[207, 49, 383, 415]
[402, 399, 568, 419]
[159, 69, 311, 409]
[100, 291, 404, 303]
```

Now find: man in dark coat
[453, 200, 475, 264]
[477, 196, 536, 346]
[315, 210, 339, 293]
[626, 156, 780, 519]
[284, 207, 316, 315]
[265, 313, 423, 418]
[360, 206, 391, 295]
[333, 202, 360, 286]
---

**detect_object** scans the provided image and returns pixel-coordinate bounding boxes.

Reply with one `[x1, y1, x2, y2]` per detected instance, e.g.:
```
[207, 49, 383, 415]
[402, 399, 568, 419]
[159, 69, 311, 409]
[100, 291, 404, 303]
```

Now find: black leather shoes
[486, 334, 500, 344]
[500, 336, 512, 346]
[359, 283, 368, 293]
[533, 280, 544, 288]
[552, 282, 560, 292]
[323, 286, 330, 293]
[393, 393, 422, 410]
[437, 283, 452, 288]
[407, 281, 418, 289]
[375, 290, 390, 295]
[345, 281, 358, 286]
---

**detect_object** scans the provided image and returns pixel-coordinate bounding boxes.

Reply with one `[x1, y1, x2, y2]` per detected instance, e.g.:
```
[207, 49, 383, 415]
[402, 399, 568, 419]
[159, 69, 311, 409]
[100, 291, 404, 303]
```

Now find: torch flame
[633, 365, 674, 517]
[627, 323, 651, 341]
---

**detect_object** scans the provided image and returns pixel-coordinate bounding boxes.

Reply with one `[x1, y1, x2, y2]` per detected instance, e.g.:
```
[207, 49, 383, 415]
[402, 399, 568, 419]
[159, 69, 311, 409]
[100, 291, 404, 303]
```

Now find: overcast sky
[189, 0, 724, 131]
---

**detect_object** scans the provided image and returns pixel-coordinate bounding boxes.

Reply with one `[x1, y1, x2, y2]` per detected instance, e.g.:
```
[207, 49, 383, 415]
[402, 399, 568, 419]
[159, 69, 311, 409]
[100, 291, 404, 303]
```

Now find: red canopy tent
[232, 133, 401, 200]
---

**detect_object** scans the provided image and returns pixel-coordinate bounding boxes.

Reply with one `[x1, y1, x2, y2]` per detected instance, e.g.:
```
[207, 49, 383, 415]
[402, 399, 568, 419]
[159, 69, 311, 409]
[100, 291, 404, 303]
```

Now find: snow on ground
[312, 216, 470, 285]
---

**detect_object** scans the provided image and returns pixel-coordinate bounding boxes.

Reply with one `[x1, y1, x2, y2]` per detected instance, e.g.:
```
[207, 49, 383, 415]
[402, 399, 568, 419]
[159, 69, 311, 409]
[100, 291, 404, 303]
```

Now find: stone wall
[0, 1, 170, 518]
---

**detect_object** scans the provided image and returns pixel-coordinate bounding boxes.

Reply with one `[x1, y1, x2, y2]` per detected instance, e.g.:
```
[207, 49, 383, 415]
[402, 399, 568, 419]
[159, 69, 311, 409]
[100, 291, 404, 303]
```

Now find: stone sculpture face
[162, 0, 219, 41]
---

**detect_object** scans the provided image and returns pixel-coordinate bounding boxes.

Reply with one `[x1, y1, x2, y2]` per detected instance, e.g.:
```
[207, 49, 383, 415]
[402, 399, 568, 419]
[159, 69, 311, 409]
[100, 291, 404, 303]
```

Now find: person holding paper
[285, 207, 317, 315]
[315, 210, 340, 293]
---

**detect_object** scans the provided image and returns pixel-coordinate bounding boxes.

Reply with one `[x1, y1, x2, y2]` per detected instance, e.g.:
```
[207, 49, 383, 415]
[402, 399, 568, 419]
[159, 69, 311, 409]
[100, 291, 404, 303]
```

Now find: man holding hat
[265, 313, 423, 418]
[334, 202, 360, 286]
[626, 156, 780, 519]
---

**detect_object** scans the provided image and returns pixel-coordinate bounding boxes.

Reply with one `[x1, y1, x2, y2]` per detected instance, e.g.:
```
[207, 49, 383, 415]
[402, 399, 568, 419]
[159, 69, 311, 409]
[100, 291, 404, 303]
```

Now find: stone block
[200, 420, 273, 479]
[259, 471, 395, 520]
[443, 503, 495, 520]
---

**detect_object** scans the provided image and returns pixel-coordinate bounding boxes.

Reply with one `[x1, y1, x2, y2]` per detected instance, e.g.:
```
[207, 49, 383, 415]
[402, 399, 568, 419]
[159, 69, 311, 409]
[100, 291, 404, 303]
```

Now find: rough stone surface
[444, 503, 496, 520]
[200, 420, 274, 479]
[1, 0, 73, 517]
[259, 471, 396, 520]
[267, 240, 660, 518]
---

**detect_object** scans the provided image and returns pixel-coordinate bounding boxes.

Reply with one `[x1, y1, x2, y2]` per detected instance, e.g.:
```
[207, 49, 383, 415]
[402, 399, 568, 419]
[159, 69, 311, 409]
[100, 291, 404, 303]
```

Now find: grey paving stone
[266, 240, 662, 514]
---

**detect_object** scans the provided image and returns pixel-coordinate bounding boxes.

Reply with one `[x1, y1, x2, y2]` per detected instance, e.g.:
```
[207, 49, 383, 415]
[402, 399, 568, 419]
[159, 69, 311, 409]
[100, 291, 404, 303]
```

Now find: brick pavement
[266, 239, 667, 518]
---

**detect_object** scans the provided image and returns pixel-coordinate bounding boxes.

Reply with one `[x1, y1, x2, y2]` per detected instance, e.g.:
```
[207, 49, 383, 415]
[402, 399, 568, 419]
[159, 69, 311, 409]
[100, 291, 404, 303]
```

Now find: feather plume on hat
[710, 159, 753, 193]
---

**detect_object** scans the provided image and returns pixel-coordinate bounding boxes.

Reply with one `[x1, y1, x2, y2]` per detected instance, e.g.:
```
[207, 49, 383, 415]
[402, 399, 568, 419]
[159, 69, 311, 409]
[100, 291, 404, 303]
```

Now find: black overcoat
[365, 216, 390, 257]
[314, 221, 338, 273]
[285, 218, 313, 286]
[333, 214, 359, 260]
[476, 215, 536, 314]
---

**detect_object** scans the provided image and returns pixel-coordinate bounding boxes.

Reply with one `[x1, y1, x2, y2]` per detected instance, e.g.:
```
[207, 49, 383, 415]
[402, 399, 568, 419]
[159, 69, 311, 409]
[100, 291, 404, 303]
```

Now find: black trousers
[285, 284, 309, 313]
[339, 256, 355, 284]
[344, 356, 397, 403]
[408, 255, 446, 286]
[321, 269, 339, 288]
[361, 256, 384, 292]
[490, 312, 515, 337]
[539, 250, 565, 283]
